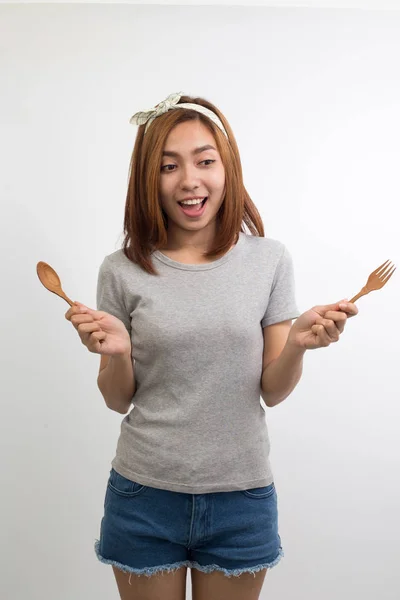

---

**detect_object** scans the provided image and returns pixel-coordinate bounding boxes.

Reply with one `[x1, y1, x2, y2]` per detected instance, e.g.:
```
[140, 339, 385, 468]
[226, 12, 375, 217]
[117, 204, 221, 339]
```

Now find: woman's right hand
[65, 302, 132, 356]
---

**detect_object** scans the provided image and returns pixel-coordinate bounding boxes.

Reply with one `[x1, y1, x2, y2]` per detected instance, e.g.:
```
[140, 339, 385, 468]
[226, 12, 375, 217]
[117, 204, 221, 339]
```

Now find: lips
[177, 196, 207, 206]
[178, 197, 208, 217]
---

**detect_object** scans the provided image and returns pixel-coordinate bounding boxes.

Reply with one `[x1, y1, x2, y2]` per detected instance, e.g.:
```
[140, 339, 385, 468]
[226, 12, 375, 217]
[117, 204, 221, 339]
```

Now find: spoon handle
[53, 289, 74, 306]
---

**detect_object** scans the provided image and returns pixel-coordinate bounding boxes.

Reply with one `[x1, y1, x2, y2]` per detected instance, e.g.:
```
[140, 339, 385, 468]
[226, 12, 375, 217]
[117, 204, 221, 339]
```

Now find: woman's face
[159, 120, 226, 234]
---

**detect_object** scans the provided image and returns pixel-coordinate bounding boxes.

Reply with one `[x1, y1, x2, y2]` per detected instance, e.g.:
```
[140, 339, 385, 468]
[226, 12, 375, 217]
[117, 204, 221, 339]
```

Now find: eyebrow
[162, 144, 217, 158]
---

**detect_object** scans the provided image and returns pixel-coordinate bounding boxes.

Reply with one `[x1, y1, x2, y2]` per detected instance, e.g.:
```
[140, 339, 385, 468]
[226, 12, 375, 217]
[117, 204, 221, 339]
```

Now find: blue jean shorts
[94, 468, 284, 578]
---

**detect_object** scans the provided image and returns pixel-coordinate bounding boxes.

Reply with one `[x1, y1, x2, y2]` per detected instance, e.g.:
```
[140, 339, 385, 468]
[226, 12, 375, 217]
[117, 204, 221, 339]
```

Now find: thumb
[327, 299, 349, 310]
[73, 302, 106, 321]
[73, 301, 94, 313]
[315, 299, 349, 315]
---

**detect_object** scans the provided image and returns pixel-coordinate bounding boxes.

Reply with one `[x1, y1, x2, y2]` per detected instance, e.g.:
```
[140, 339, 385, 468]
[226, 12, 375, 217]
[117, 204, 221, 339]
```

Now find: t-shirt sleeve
[96, 256, 132, 333]
[261, 244, 301, 328]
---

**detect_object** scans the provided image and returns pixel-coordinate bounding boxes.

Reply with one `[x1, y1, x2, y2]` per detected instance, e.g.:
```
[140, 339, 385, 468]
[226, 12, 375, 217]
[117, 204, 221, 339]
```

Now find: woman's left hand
[287, 299, 359, 351]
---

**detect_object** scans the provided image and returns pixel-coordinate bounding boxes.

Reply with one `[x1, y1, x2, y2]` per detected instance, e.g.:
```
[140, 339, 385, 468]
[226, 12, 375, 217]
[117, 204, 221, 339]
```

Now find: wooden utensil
[349, 259, 396, 303]
[36, 261, 74, 306]
[37, 257, 396, 310]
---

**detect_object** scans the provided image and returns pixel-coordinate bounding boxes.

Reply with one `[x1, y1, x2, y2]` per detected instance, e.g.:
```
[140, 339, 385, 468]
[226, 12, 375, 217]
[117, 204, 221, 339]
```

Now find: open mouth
[177, 197, 209, 217]
[178, 197, 208, 208]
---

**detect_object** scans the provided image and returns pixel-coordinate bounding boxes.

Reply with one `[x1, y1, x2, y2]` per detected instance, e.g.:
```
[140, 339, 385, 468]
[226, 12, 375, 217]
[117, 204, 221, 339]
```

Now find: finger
[315, 299, 348, 315]
[315, 317, 340, 342]
[90, 330, 106, 341]
[324, 310, 347, 333]
[70, 313, 94, 329]
[87, 330, 107, 353]
[77, 305, 102, 319]
[73, 300, 89, 308]
[339, 301, 359, 316]
[73, 301, 92, 314]
[65, 305, 79, 320]
[77, 322, 102, 338]
[65, 303, 88, 321]
[311, 323, 332, 346]
[80, 327, 104, 349]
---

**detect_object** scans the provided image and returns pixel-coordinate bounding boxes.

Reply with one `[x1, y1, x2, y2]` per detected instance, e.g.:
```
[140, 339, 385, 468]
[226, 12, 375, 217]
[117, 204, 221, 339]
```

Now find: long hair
[122, 94, 265, 275]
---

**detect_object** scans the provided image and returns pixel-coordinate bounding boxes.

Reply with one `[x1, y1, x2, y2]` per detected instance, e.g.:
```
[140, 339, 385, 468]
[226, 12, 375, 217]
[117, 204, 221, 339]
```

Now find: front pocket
[107, 468, 148, 497]
[240, 482, 276, 499]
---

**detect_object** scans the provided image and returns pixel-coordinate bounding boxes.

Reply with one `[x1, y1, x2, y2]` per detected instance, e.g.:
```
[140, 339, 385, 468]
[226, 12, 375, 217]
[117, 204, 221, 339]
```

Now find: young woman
[65, 92, 358, 600]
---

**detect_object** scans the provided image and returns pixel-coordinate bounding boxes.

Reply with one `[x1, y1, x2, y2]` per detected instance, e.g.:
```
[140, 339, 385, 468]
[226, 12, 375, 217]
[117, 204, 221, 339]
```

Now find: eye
[160, 159, 216, 173]
[160, 164, 175, 172]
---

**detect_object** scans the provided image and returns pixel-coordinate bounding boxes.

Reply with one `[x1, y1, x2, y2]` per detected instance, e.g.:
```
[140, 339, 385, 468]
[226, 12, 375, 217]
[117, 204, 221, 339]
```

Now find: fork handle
[349, 287, 369, 303]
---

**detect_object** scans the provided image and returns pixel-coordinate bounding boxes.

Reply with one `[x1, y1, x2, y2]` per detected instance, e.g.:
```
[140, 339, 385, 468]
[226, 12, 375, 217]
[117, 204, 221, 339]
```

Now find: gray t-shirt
[96, 232, 300, 494]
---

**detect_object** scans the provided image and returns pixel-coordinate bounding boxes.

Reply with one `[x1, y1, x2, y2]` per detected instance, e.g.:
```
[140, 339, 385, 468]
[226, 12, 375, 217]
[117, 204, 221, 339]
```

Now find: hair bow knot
[129, 91, 228, 137]
[130, 92, 184, 129]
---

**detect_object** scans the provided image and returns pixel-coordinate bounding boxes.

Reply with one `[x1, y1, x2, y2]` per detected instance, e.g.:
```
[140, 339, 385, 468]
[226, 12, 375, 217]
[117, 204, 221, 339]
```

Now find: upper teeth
[181, 198, 204, 205]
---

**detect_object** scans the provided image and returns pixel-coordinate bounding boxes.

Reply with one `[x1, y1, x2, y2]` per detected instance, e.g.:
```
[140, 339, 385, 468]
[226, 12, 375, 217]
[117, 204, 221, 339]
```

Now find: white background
[1, 2, 399, 599]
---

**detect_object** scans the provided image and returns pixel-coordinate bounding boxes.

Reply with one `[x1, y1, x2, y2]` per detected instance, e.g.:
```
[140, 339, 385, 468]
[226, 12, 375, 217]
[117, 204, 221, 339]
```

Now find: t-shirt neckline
[152, 232, 244, 271]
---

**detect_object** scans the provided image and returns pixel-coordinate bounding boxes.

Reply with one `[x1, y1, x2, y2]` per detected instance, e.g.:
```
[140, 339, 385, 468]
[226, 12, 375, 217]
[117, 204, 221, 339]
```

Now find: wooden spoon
[36, 261, 74, 306]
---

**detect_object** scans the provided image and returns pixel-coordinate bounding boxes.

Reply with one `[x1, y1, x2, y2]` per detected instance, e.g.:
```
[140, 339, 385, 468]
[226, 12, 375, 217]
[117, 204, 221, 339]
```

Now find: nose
[179, 164, 201, 191]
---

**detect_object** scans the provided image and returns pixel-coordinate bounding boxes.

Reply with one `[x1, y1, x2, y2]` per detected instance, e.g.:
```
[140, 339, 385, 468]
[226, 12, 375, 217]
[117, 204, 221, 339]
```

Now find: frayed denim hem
[189, 547, 284, 578]
[94, 539, 191, 581]
[94, 539, 284, 581]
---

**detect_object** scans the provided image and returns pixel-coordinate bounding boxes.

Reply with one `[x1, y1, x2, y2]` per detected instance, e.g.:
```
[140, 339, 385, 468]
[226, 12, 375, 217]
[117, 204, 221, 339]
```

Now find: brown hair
[122, 94, 265, 275]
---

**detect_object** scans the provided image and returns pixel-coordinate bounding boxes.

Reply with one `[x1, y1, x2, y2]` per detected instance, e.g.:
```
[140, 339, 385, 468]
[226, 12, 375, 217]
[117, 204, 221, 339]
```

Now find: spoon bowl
[36, 261, 73, 306]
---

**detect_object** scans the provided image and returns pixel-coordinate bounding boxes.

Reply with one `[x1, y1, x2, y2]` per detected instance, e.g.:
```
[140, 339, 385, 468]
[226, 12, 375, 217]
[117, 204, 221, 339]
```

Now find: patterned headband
[129, 91, 228, 138]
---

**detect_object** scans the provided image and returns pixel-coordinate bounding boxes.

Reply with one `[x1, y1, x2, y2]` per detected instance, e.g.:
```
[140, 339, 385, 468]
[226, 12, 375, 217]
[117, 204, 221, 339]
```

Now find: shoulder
[97, 250, 149, 290]
[100, 249, 142, 273]
[240, 233, 286, 259]
[239, 234, 296, 280]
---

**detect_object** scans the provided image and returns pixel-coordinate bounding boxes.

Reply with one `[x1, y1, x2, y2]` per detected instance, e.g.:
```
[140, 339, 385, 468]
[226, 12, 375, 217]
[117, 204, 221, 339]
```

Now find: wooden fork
[349, 259, 396, 303]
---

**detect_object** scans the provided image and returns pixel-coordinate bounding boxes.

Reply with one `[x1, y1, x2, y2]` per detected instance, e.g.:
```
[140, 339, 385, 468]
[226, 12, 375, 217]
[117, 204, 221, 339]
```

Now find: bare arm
[261, 340, 306, 408]
[97, 351, 136, 414]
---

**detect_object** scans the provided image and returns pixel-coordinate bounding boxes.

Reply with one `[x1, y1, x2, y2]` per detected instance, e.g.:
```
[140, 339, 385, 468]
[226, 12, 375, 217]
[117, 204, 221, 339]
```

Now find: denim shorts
[94, 468, 284, 579]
